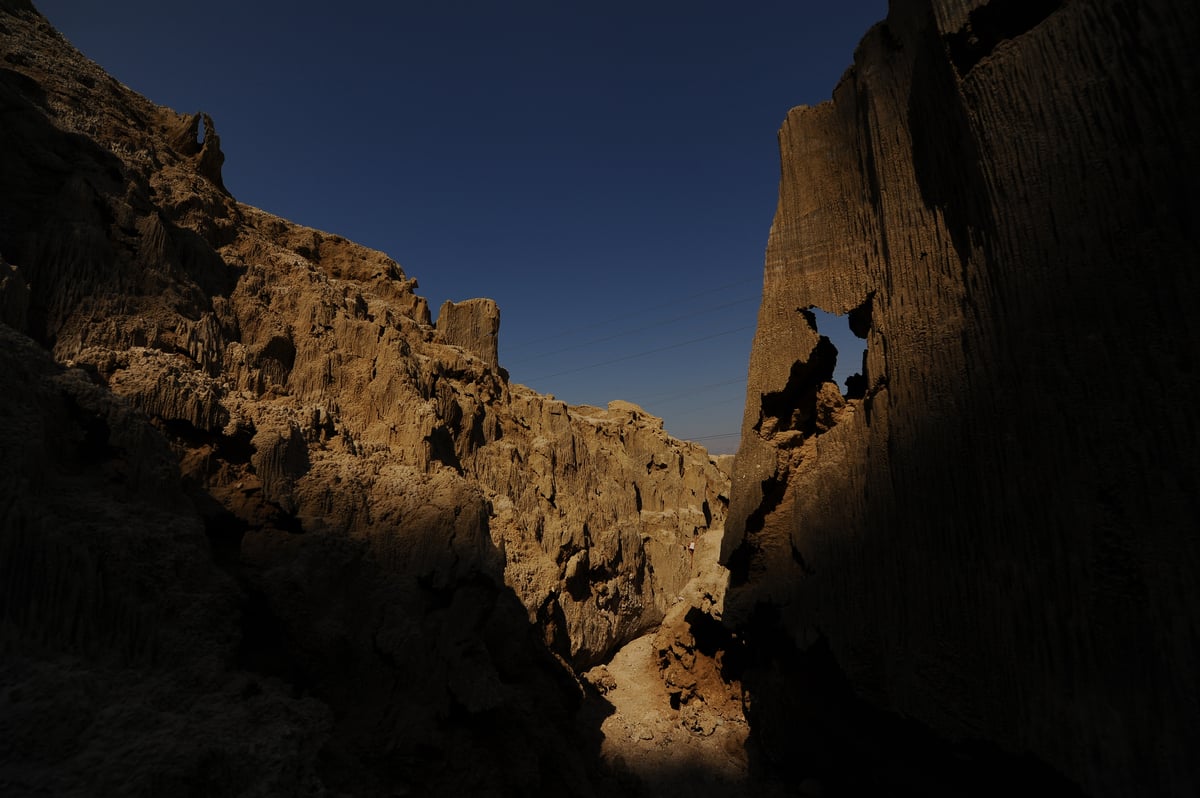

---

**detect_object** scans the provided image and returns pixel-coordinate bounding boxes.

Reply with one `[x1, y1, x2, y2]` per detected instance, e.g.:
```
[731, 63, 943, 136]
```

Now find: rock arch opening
[809, 306, 868, 400]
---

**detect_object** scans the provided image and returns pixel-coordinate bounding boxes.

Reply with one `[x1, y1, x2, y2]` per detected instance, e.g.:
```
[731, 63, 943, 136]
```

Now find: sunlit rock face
[0, 3, 727, 793]
[725, 0, 1200, 795]
[436, 297, 500, 368]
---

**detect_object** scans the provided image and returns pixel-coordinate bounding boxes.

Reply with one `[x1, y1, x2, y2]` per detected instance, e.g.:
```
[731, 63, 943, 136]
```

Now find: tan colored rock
[0, 325, 331, 796]
[167, 111, 229, 194]
[473, 391, 728, 666]
[573, 524, 763, 798]
[104, 347, 230, 431]
[726, 1, 1200, 796]
[0, 4, 729, 794]
[435, 297, 500, 368]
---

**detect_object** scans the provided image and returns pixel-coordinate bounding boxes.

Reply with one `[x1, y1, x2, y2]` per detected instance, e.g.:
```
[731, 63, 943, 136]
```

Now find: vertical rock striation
[726, 0, 1200, 795]
[436, 297, 500, 368]
[0, 3, 728, 793]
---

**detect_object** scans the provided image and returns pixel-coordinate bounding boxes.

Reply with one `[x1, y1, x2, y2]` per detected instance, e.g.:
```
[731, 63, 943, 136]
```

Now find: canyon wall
[725, 0, 1199, 795]
[0, 3, 727, 793]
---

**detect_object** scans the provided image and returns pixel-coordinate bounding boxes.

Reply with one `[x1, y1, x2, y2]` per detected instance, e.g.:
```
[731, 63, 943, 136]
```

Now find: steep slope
[0, 2, 731, 793]
[725, 0, 1200, 795]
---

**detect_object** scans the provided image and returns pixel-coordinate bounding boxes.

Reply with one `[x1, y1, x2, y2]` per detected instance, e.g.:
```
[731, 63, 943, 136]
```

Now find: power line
[504, 276, 761, 351]
[505, 295, 758, 366]
[659, 395, 746, 418]
[690, 432, 741, 441]
[523, 323, 756, 382]
[633, 376, 745, 405]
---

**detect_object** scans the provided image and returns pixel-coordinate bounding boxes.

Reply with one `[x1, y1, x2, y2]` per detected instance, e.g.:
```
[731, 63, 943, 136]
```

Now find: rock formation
[0, 2, 730, 793]
[9, 0, 1196, 794]
[436, 297, 500, 368]
[725, 0, 1200, 796]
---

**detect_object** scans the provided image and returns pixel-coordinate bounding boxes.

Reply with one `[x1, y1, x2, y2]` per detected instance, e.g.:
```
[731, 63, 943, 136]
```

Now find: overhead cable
[505, 275, 761, 351]
[634, 376, 745, 405]
[524, 323, 756, 381]
[505, 295, 758, 366]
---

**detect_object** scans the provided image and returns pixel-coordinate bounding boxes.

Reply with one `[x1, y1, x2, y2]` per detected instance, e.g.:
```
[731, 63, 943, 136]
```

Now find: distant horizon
[37, 0, 886, 454]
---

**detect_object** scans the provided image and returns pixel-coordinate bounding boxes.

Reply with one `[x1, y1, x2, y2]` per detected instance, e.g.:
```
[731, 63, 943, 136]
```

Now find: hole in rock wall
[754, 300, 874, 441]
[808, 307, 868, 400]
[945, 0, 1065, 75]
[758, 340, 839, 435]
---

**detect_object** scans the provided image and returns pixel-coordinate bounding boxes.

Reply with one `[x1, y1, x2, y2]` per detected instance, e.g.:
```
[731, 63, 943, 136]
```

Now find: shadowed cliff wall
[725, 0, 1199, 795]
[0, 3, 728, 793]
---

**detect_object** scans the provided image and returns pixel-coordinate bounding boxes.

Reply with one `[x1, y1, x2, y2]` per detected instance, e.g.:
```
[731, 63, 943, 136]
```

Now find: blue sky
[38, 0, 885, 454]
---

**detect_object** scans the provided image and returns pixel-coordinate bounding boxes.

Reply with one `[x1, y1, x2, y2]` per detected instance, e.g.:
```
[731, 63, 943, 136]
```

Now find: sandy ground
[576, 527, 760, 798]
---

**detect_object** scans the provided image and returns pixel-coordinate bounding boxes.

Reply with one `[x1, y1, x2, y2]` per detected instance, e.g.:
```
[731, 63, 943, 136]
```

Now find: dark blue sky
[38, 0, 886, 453]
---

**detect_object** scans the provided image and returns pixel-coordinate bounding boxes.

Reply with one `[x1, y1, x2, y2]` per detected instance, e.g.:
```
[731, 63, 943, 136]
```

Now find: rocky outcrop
[474, 396, 727, 666]
[436, 297, 500, 368]
[167, 111, 229, 194]
[0, 3, 727, 794]
[726, 1, 1200, 796]
[1, 0, 727, 665]
[576, 525, 756, 798]
[0, 325, 331, 796]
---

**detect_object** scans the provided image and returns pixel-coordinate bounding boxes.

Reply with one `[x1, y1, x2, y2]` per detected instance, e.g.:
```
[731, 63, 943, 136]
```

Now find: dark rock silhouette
[726, 0, 1200, 795]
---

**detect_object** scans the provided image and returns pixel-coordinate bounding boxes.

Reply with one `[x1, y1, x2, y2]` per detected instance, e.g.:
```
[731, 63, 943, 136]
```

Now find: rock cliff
[9, 0, 1196, 794]
[0, 3, 729, 793]
[725, 0, 1200, 795]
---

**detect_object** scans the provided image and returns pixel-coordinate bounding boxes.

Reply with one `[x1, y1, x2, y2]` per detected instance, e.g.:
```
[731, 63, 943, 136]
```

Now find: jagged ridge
[725, 0, 1200, 796]
[0, 3, 731, 794]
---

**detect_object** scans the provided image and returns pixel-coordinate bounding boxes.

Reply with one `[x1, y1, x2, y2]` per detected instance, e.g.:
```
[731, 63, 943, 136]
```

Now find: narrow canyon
[1, 0, 1196, 796]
